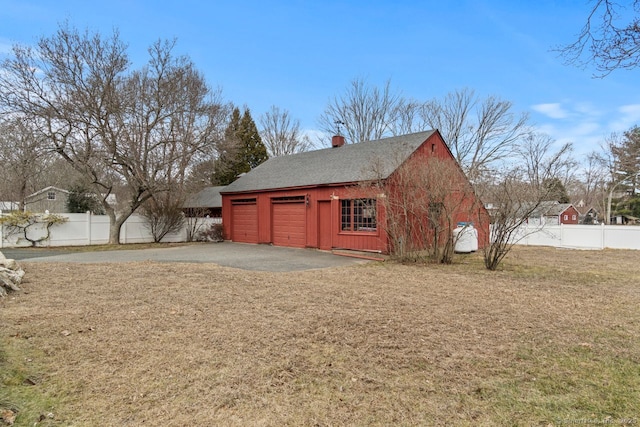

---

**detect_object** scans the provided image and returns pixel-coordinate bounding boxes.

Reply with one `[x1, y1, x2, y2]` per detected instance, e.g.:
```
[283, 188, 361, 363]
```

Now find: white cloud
[528, 100, 624, 157]
[533, 119, 605, 157]
[573, 102, 601, 117]
[608, 104, 640, 132]
[531, 103, 569, 119]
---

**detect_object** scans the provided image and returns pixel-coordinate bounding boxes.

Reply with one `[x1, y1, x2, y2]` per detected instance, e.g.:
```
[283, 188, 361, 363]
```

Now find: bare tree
[140, 190, 186, 243]
[558, 0, 640, 76]
[515, 133, 576, 187]
[0, 24, 225, 243]
[368, 155, 483, 264]
[481, 174, 542, 271]
[185, 102, 233, 189]
[0, 118, 52, 209]
[184, 207, 208, 242]
[388, 98, 428, 137]
[318, 77, 402, 144]
[480, 134, 576, 270]
[421, 88, 530, 182]
[318, 83, 529, 182]
[571, 152, 609, 220]
[259, 106, 313, 157]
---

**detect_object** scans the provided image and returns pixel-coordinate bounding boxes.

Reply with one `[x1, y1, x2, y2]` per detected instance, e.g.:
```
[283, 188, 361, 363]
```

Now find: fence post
[601, 222, 605, 249]
[86, 211, 91, 246]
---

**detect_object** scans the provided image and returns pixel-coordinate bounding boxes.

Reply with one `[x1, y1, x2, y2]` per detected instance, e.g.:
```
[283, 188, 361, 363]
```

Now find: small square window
[47, 192, 56, 200]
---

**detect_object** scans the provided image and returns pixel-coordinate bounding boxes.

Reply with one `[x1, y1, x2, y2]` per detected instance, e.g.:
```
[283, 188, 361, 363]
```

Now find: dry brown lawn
[2, 246, 639, 426]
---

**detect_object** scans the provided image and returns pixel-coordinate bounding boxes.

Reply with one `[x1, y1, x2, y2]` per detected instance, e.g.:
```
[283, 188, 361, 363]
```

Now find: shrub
[196, 223, 224, 242]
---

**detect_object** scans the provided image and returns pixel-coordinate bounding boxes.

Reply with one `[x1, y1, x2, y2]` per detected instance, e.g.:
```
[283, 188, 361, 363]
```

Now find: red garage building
[221, 130, 488, 254]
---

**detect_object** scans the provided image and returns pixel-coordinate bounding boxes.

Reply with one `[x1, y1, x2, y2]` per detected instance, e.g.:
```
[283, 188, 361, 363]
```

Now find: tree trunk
[108, 214, 134, 245]
[108, 223, 121, 245]
[105, 209, 132, 245]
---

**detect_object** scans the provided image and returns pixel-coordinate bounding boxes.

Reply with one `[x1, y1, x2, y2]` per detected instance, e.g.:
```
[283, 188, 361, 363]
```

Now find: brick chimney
[331, 135, 345, 148]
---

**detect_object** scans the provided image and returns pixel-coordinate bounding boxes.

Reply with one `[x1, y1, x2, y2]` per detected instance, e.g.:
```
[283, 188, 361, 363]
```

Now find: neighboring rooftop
[529, 201, 576, 217]
[222, 131, 436, 193]
[26, 186, 70, 198]
[184, 186, 225, 208]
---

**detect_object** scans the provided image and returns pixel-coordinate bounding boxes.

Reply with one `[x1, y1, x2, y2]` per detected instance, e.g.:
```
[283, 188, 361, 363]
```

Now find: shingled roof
[184, 186, 225, 208]
[222, 130, 436, 193]
[529, 201, 576, 217]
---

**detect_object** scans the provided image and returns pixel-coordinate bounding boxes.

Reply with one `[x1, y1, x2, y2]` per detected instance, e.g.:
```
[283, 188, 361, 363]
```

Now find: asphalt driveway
[1, 242, 368, 272]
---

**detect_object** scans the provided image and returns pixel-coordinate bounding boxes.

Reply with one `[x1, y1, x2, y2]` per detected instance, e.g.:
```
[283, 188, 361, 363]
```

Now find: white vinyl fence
[2, 213, 638, 250]
[508, 223, 640, 250]
[0, 212, 221, 248]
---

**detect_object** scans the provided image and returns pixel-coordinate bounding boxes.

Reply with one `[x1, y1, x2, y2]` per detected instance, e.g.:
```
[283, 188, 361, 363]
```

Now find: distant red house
[221, 131, 489, 254]
[557, 204, 580, 224]
[528, 201, 580, 225]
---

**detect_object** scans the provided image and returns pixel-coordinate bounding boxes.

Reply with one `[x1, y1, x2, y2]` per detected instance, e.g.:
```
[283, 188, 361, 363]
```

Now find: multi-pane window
[47, 192, 56, 200]
[341, 199, 376, 232]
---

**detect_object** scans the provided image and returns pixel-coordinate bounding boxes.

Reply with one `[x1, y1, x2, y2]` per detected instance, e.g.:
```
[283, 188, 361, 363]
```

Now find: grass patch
[0, 338, 62, 426]
[477, 343, 640, 425]
[1, 246, 639, 425]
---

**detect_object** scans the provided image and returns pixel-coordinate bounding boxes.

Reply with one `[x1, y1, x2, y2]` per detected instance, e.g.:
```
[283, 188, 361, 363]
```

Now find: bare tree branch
[259, 106, 313, 157]
[421, 88, 530, 182]
[318, 77, 402, 144]
[558, 0, 640, 76]
[0, 117, 54, 209]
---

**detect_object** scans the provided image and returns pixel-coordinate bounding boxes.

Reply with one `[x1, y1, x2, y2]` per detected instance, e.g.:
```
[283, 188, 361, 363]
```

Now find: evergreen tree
[543, 178, 571, 203]
[212, 107, 268, 185]
[67, 185, 104, 214]
[240, 108, 269, 169]
[611, 126, 640, 193]
[212, 108, 242, 186]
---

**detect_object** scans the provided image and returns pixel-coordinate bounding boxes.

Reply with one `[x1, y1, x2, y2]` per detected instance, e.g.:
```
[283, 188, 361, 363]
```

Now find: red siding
[221, 131, 490, 253]
[222, 187, 388, 252]
[318, 201, 332, 250]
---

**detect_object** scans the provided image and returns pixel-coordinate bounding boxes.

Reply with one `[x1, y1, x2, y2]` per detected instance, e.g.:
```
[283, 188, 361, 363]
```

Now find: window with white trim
[341, 199, 376, 232]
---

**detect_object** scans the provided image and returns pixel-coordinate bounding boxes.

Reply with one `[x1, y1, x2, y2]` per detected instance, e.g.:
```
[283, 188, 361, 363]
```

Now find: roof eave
[220, 180, 379, 196]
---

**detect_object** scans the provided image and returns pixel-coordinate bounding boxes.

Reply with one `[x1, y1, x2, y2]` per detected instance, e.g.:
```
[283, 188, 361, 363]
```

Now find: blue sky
[1, 0, 639, 159]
